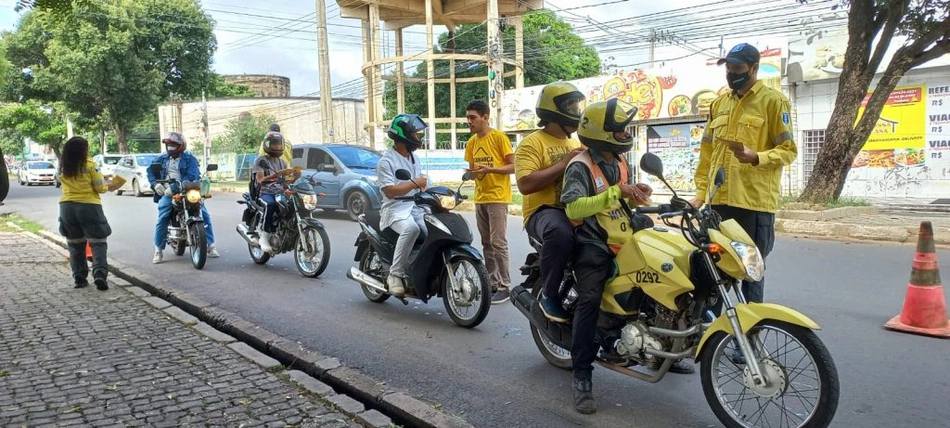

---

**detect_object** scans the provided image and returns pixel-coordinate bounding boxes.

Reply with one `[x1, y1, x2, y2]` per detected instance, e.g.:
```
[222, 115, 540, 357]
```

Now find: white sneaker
[152, 249, 163, 264]
[207, 244, 220, 258]
[387, 275, 406, 298]
[259, 231, 273, 253]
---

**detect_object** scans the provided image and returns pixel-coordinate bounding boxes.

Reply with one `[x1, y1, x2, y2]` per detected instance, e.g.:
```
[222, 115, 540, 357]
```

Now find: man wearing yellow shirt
[464, 99, 515, 304]
[691, 43, 798, 304]
[515, 82, 586, 323]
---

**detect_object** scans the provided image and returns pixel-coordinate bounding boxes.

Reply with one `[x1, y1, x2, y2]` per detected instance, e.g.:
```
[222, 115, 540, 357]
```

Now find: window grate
[802, 129, 825, 184]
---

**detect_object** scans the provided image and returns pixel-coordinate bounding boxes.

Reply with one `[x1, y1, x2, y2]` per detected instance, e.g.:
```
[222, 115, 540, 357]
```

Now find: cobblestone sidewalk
[0, 231, 381, 427]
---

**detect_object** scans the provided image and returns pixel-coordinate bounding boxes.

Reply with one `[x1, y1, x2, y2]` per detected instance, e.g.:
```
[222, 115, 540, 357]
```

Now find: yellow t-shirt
[464, 129, 513, 204]
[514, 130, 580, 223]
[59, 159, 107, 204]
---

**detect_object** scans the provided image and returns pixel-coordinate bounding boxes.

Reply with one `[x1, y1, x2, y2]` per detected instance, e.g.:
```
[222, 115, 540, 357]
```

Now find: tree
[209, 113, 277, 154]
[383, 9, 601, 146]
[799, 0, 950, 201]
[0, 101, 68, 159]
[4, 0, 217, 154]
[0, 127, 26, 158]
[205, 74, 255, 99]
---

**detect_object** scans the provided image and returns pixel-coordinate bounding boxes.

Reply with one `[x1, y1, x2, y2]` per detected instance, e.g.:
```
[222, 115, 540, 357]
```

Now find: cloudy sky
[0, 0, 819, 96]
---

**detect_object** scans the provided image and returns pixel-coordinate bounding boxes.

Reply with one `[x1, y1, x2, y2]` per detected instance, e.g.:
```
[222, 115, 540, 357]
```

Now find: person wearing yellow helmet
[515, 81, 587, 326]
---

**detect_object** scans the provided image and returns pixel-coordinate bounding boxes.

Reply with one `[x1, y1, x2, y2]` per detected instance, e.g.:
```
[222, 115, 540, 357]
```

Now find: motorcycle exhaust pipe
[347, 267, 388, 294]
[236, 224, 259, 247]
[511, 286, 573, 349]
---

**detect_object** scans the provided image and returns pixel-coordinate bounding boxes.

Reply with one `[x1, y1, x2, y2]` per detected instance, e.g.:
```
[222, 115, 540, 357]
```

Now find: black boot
[669, 359, 695, 374]
[73, 280, 89, 289]
[572, 378, 596, 414]
[94, 277, 108, 291]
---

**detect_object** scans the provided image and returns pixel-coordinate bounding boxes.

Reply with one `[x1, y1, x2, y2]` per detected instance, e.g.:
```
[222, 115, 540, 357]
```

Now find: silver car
[113, 153, 161, 196]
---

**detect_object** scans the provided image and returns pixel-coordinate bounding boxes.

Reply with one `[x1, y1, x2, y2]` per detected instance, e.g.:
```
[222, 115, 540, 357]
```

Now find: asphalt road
[5, 183, 950, 428]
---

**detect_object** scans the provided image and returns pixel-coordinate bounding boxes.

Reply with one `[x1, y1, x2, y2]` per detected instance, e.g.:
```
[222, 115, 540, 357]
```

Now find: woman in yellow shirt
[58, 136, 120, 290]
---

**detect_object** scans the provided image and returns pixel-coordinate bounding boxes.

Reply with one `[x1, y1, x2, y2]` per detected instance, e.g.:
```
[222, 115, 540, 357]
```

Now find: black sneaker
[540, 295, 570, 323]
[669, 359, 695, 374]
[572, 378, 596, 415]
[491, 288, 510, 305]
[73, 281, 89, 289]
[94, 278, 109, 291]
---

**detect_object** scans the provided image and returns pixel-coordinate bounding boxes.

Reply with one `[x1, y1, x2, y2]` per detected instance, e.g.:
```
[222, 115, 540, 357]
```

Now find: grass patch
[779, 195, 871, 211]
[0, 213, 45, 233]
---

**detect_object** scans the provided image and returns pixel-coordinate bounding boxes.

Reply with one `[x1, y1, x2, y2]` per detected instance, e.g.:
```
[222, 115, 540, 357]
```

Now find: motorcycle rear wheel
[358, 247, 390, 303]
[529, 283, 573, 370]
[171, 239, 186, 256]
[295, 227, 330, 278]
[248, 238, 270, 265]
[188, 223, 207, 270]
[700, 320, 839, 428]
[441, 256, 490, 328]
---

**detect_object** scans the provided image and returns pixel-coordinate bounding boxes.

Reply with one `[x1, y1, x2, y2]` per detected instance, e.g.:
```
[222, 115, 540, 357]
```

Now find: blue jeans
[260, 193, 278, 233]
[154, 195, 216, 250]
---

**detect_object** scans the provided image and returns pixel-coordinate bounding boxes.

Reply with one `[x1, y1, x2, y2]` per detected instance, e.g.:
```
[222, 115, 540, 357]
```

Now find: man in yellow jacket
[691, 43, 797, 303]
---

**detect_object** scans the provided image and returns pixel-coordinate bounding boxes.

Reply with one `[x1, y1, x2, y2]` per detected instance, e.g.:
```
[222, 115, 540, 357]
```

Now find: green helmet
[577, 98, 637, 155]
[388, 114, 428, 152]
[536, 81, 586, 128]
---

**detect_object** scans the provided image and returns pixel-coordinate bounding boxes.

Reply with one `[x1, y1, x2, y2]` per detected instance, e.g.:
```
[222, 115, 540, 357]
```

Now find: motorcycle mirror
[207, 164, 219, 172]
[147, 164, 162, 176]
[395, 169, 411, 180]
[714, 167, 725, 187]
[461, 171, 474, 181]
[639, 152, 664, 178]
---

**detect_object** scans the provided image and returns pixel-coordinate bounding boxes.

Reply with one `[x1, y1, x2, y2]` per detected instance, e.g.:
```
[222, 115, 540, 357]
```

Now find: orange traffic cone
[85, 242, 93, 261]
[884, 221, 950, 338]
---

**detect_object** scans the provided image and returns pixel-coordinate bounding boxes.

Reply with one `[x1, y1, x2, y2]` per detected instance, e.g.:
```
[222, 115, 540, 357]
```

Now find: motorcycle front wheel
[441, 256, 490, 328]
[295, 227, 330, 278]
[700, 320, 839, 428]
[188, 222, 207, 270]
[358, 247, 389, 303]
[529, 283, 573, 370]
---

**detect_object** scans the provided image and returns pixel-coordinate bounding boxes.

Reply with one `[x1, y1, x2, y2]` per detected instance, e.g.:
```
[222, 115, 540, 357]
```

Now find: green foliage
[0, 101, 67, 158]
[126, 113, 160, 153]
[383, 9, 601, 146]
[3, 0, 218, 152]
[0, 128, 25, 157]
[205, 74, 254, 99]
[210, 113, 277, 154]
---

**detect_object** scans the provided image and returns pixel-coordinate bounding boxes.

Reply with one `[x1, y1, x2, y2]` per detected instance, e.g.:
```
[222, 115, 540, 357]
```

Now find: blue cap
[717, 43, 760, 66]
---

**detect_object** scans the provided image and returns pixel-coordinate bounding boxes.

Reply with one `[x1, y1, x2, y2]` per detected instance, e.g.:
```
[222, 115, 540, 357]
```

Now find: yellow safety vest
[568, 151, 630, 255]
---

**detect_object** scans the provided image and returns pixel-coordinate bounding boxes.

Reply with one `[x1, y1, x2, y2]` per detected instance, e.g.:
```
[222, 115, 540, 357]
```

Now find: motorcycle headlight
[302, 193, 318, 211]
[438, 195, 457, 210]
[729, 241, 765, 282]
[425, 214, 452, 235]
[186, 189, 202, 204]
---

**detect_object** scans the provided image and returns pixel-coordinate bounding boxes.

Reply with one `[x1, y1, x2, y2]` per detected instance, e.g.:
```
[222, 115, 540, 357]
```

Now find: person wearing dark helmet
[258, 123, 293, 166]
[376, 113, 429, 298]
[514, 81, 586, 324]
[148, 132, 220, 264]
[253, 131, 295, 254]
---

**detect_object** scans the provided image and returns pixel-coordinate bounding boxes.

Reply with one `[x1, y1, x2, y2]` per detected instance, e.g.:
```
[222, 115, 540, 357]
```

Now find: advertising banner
[852, 86, 926, 169]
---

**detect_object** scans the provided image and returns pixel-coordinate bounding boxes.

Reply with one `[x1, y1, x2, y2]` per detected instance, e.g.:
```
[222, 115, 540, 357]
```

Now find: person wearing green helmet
[376, 113, 430, 298]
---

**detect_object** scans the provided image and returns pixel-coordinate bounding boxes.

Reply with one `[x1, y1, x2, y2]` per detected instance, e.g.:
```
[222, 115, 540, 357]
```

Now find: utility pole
[315, 0, 335, 142]
[649, 29, 656, 69]
[487, 0, 502, 129]
[201, 90, 211, 168]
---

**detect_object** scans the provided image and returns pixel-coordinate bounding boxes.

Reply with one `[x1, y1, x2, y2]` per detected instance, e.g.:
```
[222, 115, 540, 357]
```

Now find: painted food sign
[852, 86, 926, 169]
[645, 122, 706, 192]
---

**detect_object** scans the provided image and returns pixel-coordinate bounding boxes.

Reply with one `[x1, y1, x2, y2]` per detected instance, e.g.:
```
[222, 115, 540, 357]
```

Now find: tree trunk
[115, 125, 129, 154]
[100, 129, 107, 155]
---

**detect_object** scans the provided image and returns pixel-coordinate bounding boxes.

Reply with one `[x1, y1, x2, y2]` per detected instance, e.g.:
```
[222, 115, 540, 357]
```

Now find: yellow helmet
[577, 98, 638, 154]
[536, 81, 585, 128]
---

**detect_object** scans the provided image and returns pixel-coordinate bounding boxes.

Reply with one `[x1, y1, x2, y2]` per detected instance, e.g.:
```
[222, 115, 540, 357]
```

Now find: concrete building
[223, 74, 291, 98]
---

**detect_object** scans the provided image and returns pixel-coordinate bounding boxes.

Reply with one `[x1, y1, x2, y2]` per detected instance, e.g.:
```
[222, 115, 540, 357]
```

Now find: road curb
[775, 218, 950, 246]
[34, 229, 474, 428]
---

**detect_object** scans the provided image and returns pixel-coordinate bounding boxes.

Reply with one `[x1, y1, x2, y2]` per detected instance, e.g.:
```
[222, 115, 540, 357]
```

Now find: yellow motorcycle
[511, 153, 839, 428]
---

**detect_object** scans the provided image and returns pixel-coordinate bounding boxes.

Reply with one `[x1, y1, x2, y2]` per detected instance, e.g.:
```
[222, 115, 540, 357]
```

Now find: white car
[93, 154, 123, 177]
[113, 153, 161, 197]
[18, 161, 57, 186]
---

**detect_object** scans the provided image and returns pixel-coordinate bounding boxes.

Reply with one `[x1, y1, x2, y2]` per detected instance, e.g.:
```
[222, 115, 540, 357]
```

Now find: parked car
[291, 143, 383, 221]
[93, 154, 124, 177]
[113, 153, 161, 196]
[18, 160, 57, 186]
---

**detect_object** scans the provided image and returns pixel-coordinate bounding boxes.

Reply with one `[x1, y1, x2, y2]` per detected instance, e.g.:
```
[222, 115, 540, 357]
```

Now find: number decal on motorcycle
[635, 270, 660, 284]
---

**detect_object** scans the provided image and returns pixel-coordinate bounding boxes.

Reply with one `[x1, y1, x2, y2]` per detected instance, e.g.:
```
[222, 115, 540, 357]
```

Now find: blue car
[292, 143, 383, 221]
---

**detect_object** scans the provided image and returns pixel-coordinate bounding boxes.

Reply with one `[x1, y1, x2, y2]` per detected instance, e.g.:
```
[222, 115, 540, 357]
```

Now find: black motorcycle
[236, 165, 331, 278]
[148, 163, 218, 270]
[347, 169, 491, 328]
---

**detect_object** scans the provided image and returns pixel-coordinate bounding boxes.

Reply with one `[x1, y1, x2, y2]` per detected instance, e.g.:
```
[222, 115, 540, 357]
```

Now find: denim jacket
[147, 151, 201, 203]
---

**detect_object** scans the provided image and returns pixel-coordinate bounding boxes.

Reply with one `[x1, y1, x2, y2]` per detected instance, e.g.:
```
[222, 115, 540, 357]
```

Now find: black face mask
[726, 71, 750, 91]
